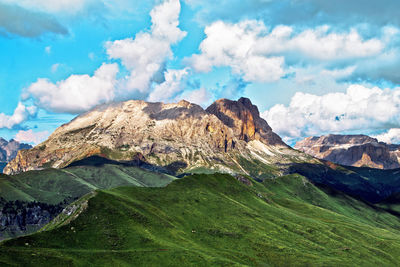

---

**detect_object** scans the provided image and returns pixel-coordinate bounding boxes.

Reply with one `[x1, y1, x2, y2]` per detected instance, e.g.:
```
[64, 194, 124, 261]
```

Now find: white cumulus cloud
[262, 85, 400, 141]
[27, 63, 119, 114]
[190, 20, 387, 83]
[106, 0, 186, 95]
[190, 20, 285, 82]
[24, 0, 191, 114]
[374, 128, 400, 144]
[175, 87, 212, 107]
[0, 103, 37, 129]
[254, 25, 383, 60]
[14, 129, 49, 145]
[148, 68, 189, 102]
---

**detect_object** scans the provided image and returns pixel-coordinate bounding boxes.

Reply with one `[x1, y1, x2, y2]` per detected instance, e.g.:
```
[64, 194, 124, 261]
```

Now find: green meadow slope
[0, 160, 175, 240]
[0, 163, 175, 205]
[2, 173, 400, 266]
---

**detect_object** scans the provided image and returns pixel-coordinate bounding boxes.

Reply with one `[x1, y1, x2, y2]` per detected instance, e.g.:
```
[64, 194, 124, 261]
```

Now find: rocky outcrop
[0, 199, 63, 240]
[295, 134, 400, 169]
[0, 138, 31, 162]
[4, 98, 294, 175]
[206, 97, 286, 146]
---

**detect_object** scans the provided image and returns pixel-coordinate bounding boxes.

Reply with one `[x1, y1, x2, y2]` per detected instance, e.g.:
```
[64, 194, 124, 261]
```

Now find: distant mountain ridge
[0, 138, 32, 163]
[0, 138, 31, 173]
[295, 134, 400, 169]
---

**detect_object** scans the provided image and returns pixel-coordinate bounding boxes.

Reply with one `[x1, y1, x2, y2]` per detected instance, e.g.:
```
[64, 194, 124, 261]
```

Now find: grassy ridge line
[40, 192, 97, 232]
[0, 163, 176, 241]
[2, 173, 400, 266]
[0, 164, 176, 205]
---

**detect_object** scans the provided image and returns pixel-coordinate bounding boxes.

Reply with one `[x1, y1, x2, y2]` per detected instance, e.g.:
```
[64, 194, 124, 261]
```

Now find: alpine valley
[2, 98, 400, 266]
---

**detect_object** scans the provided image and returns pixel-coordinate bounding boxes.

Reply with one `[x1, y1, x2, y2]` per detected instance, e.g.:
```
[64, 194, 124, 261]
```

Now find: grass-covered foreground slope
[2, 174, 400, 266]
[0, 160, 175, 240]
[0, 162, 175, 205]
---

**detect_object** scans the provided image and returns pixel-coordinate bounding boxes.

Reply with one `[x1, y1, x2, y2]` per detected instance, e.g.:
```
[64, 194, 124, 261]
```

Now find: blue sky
[1, 0, 400, 145]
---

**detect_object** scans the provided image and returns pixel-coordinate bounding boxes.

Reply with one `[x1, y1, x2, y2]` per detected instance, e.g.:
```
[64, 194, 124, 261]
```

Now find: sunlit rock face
[0, 138, 31, 163]
[295, 134, 400, 169]
[206, 97, 285, 146]
[4, 98, 295, 175]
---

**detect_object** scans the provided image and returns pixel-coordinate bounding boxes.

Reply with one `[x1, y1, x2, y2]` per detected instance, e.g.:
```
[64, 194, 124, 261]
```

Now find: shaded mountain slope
[2, 173, 400, 266]
[286, 162, 400, 203]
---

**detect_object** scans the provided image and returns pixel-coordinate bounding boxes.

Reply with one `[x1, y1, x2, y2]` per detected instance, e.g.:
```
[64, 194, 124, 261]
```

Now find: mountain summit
[4, 98, 296, 175]
[206, 97, 284, 146]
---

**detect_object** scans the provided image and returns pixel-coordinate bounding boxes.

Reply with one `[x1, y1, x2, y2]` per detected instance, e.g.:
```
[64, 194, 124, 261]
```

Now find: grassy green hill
[0, 158, 176, 240]
[2, 173, 400, 266]
[0, 162, 175, 205]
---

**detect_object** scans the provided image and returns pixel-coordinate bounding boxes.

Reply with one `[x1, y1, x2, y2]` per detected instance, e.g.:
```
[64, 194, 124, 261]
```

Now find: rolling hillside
[1, 173, 400, 266]
[0, 157, 175, 240]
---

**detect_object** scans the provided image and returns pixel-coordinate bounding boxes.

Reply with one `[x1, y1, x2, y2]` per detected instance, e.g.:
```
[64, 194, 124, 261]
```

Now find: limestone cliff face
[0, 138, 31, 162]
[4, 98, 295, 175]
[295, 134, 400, 169]
[206, 97, 286, 146]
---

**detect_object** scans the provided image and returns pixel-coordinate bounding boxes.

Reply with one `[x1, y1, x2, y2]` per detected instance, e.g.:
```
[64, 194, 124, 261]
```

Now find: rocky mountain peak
[177, 99, 191, 107]
[4, 98, 293, 175]
[0, 139, 32, 163]
[206, 97, 285, 146]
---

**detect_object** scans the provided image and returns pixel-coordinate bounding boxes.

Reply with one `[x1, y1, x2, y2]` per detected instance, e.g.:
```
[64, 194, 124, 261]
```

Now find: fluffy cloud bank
[190, 20, 285, 82]
[262, 85, 400, 141]
[26, 0, 190, 114]
[27, 63, 119, 114]
[106, 0, 186, 95]
[14, 129, 49, 145]
[190, 20, 386, 83]
[0, 103, 37, 129]
[375, 129, 400, 144]
[175, 87, 212, 107]
[148, 68, 189, 102]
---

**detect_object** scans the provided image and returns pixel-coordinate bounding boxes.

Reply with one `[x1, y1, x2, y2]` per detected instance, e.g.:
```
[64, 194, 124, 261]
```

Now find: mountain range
[4, 97, 305, 177]
[2, 98, 400, 265]
[295, 134, 400, 169]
